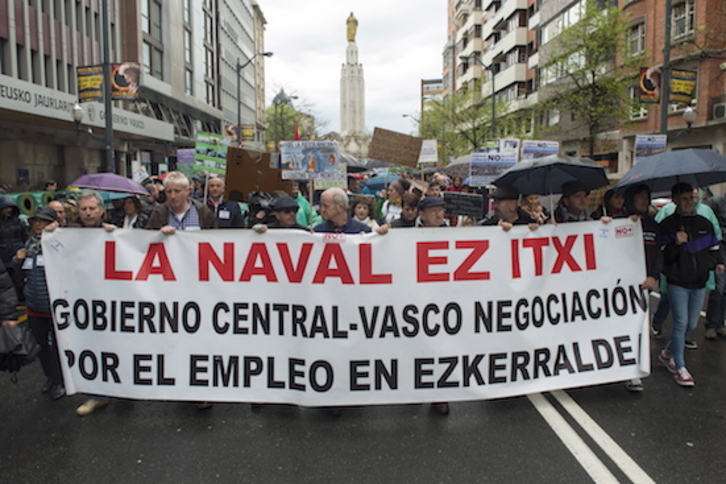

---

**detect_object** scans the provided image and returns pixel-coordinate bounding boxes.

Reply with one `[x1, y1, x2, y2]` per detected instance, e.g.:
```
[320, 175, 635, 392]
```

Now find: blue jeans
[665, 284, 706, 370]
[705, 247, 726, 330]
[652, 292, 670, 330]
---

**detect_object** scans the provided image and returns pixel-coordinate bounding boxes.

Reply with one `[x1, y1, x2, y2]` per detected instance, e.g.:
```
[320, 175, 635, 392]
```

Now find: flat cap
[272, 195, 300, 212]
[418, 196, 446, 210]
[30, 206, 58, 223]
[490, 185, 520, 200]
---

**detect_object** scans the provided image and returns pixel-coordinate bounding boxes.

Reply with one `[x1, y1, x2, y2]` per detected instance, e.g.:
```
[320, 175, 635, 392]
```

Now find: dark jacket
[623, 186, 662, 280]
[704, 194, 726, 241]
[477, 208, 536, 226]
[206, 199, 245, 228]
[146, 199, 217, 230]
[660, 211, 722, 289]
[390, 217, 417, 228]
[15, 236, 51, 314]
[313, 218, 371, 234]
[111, 210, 150, 229]
[0, 259, 23, 321]
[267, 220, 310, 231]
[0, 197, 28, 264]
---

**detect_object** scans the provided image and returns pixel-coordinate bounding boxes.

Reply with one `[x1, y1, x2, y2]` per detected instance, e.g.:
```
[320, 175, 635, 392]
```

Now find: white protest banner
[469, 152, 517, 187]
[43, 220, 649, 406]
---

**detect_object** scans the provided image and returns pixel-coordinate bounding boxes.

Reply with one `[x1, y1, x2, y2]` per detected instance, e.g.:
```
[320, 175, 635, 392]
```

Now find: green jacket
[295, 193, 321, 228]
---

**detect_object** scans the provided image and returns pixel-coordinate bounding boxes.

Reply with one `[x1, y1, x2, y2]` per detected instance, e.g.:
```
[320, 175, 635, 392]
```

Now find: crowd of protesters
[1, 169, 725, 417]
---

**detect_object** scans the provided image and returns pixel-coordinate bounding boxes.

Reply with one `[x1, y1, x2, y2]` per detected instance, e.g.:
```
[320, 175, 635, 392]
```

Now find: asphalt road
[2, 302, 726, 484]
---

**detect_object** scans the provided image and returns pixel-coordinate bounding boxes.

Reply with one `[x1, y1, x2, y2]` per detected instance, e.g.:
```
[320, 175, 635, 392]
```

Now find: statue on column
[346, 12, 358, 43]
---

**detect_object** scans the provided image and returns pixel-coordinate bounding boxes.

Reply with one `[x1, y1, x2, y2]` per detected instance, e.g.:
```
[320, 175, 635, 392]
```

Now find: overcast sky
[257, 0, 446, 137]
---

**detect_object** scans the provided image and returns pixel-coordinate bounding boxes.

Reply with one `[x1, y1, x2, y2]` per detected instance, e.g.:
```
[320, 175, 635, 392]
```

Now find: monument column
[340, 12, 368, 157]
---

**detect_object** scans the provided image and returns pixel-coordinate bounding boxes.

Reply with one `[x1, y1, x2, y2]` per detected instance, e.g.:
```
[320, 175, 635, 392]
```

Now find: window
[184, 30, 192, 64]
[183, 0, 192, 24]
[628, 23, 646, 55]
[185, 69, 193, 96]
[142, 0, 162, 40]
[142, 1, 163, 80]
[629, 87, 648, 119]
[548, 109, 560, 126]
[672, 0, 695, 41]
[143, 41, 163, 79]
[205, 47, 215, 78]
[206, 81, 216, 107]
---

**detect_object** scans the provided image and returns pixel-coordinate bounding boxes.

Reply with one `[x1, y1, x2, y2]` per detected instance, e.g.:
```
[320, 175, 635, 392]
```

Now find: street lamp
[460, 54, 496, 140]
[236, 51, 273, 146]
[683, 106, 696, 134]
[403, 114, 421, 136]
[72, 103, 108, 143]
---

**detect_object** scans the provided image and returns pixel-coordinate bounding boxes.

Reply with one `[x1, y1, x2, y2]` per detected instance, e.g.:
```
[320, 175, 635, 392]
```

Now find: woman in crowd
[112, 196, 149, 229]
[379, 179, 409, 224]
[520, 192, 550, 224]
[446, 176, 464, 193]
[594, 189, 626, 218]
[14, 206, 65, 399]
[350, 195, 380, 231]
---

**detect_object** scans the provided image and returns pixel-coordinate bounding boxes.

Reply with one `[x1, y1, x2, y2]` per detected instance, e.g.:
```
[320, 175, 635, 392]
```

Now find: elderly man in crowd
[205, 176, 244, 228]
[42, 191, 115, 415]
[417, 196, 447, 228]
[145, 171, 215, 409]
[478, 186, 538, 231]
[47, 200, 70, 227]
[77, 191, 115, 230]
[411, 195, 450, 416]
[146, 171, 216, 233]
[314, 187, 372, 234]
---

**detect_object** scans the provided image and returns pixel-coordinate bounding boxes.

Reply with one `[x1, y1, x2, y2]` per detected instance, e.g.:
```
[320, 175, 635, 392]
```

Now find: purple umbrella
[69, 173, 148, 196]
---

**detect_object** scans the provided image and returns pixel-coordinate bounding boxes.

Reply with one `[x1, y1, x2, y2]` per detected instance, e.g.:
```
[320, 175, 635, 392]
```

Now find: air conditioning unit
[713, 102, 726, 120]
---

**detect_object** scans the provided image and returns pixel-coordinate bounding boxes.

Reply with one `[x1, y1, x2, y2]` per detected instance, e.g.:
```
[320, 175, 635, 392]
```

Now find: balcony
[484, 0, 529, 32]
[528, 51, 539, 69]
[491, 27, 528, 60]
[495, 63, 528, 91]
[529, 10, 540, 29]
[459, 38, 484, 59]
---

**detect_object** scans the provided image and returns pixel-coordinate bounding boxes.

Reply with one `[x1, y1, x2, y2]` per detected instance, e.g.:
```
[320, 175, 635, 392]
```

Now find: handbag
[0, 323, 41, 380]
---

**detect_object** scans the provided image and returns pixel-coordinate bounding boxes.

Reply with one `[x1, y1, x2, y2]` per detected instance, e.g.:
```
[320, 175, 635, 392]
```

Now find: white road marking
[527, 393, 619, 483]
[551, 390, 656, 484]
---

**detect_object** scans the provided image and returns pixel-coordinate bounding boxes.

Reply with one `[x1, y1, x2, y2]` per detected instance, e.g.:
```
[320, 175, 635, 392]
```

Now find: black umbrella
[0, 324, 40, 374]
[614, 149, 726, 192]
[493, 154, 609, 195]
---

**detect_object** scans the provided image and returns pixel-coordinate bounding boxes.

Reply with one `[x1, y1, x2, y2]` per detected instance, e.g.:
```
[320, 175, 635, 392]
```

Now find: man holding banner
[477, 186, 538, 231]
[147, 172, 217, 233]
[314, 188, 372, 234]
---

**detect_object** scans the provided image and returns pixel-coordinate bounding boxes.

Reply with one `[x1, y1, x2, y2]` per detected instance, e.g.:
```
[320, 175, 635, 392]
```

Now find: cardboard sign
[225, 147, 292, 201]
[368, 128, 424, 168]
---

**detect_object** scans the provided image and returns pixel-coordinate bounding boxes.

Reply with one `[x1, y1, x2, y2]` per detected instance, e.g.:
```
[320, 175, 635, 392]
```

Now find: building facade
[443, 0, 726, 176]
[618, 0, 726, 175]
[0, 0, 268, 191]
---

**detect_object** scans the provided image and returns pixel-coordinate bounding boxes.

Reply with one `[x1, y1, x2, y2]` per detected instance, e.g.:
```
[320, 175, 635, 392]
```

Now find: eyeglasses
[280, 208, 298, 214]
